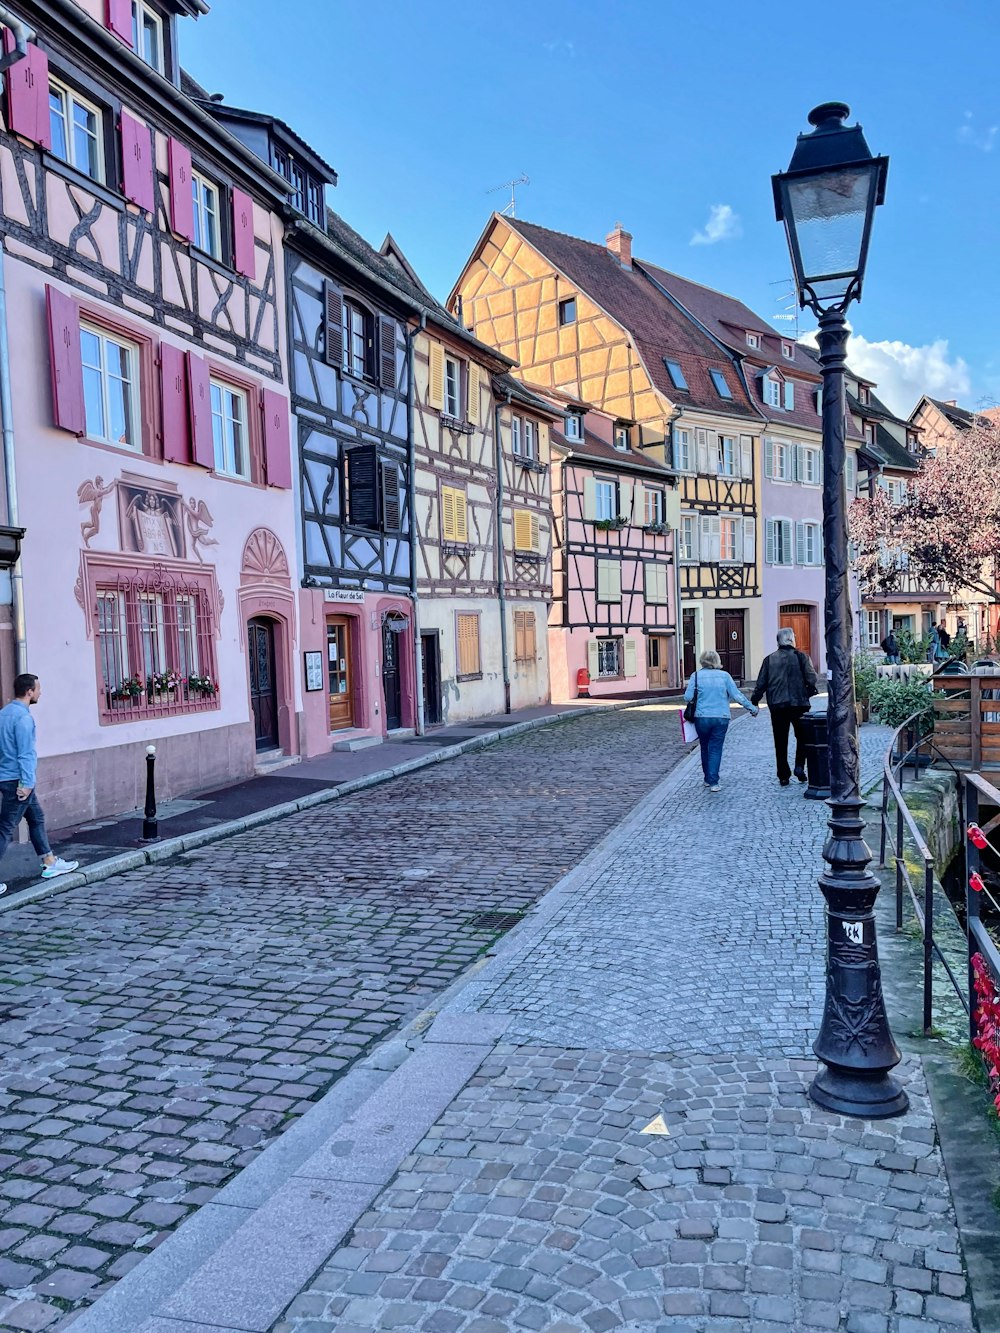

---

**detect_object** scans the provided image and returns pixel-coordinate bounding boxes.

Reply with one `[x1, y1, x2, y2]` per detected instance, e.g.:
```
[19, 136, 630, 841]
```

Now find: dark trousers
[0, 780, 52, 863]
[694, 717, 729, 786]
[769, 706, 808, 782]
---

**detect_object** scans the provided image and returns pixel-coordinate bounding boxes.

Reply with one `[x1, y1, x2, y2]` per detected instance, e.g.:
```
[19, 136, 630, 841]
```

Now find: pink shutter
[4, 36, 51, 148]
[106, 0, 134, 45]
[120, 112, 154, 213]
[46, 286, 85, 435]
[168, 138, 194, 242]
[232, 188, 255, 279]
[160, 344, 190, 463]
[187, 352, 214, 469]
[261, 389, 292, 489]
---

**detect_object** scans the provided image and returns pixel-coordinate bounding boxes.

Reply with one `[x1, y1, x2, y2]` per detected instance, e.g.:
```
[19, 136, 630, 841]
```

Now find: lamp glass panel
[785, 165, 876, 286]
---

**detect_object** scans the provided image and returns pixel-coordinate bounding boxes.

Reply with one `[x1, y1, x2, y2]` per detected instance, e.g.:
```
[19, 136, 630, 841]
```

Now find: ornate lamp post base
[810, 1065, 908, 1119]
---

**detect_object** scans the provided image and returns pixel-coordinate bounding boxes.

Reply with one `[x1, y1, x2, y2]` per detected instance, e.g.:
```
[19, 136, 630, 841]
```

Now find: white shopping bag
[679, 711, 697, 745]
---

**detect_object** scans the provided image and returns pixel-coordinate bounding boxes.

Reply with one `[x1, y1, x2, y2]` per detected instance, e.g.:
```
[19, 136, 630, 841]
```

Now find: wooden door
[682, 610, 697, 678]
[421, 632, 442, 725]
[779, 607, 812, 662]
[248, 618, 278, 751]
[382, 618, 403, 730]
[327, 618, 354, 731]
[715, 609, 746, 681]
[647, 635, 671, 688]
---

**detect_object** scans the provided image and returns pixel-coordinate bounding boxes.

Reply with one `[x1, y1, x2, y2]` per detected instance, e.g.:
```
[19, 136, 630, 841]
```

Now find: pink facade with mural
[548, 411, 678, 701]
[0, 1, 300, 829]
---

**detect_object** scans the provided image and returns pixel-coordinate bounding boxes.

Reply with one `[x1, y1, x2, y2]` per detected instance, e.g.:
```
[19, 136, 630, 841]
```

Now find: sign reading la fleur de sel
[323, 589, 366, 604]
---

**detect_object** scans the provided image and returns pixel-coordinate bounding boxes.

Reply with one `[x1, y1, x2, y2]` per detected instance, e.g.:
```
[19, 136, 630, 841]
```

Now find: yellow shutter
[513, 610, 525, 661]
[467, 363, 480, 426]
[514, 509, 532, 550]
[457, 613, 480, 676]
[526, 610, 536, 660]
[429, 341, 444, 410]
[530, 514, 540, 552]
[455, 491, 468, 543]
[441, 486, 455, 540]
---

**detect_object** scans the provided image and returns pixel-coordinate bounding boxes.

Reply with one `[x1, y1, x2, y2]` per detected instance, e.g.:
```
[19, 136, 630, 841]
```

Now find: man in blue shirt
[0, 673, 78, 896]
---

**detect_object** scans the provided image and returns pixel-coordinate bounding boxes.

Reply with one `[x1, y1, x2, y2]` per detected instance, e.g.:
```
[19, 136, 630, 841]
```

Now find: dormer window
[132, 2, 165, 74]
[859, 386, 871, 405]
[272, 148, 325, 227]
[564, 413, 583, 442]
[614, 424, 630, 452]
[746, 332, 760, 350]
[764, 376, 781, 408]
[782, 341, 794, 360]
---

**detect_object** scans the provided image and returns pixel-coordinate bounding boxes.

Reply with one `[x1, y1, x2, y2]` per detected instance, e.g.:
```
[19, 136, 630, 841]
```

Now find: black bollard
[140, 744, 159, 843]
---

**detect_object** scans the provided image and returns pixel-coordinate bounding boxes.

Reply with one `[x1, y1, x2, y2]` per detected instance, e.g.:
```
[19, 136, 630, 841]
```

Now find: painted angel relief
[78, 472, 216, 562]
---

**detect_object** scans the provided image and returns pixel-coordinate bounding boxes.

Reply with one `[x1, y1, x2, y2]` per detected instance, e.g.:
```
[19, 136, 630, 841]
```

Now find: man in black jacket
[751, 628, 819, 786]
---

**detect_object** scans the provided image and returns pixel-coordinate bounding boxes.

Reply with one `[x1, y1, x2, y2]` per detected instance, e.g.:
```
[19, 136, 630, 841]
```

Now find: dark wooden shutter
[324, 282, 344, 368]
[379, 317, 396, 388]
[160, 344, 190, 463]
[168, 138, 194, 242]
[120, 112, 154, 213]
[380, 459, 401, 531]
[232, 188, 255, 278]
[186, 352, 214, 469]
[344, 445, 378, 529]
[106, 0, 134, 45]
[4, 36, 51, 147]
[45, 285, 85, 434]
[262, 388, 292, 489]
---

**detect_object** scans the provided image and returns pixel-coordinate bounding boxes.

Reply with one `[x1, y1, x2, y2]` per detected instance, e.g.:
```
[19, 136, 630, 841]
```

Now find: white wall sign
[324, 589, 366, 604]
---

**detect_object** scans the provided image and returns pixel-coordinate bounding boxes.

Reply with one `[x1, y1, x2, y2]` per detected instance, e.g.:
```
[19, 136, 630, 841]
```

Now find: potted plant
[853, 654, 878, 724]
[594, 515, 629, 531]
[187, 674, 217, 698]
[149, 669, 183, 701]
[109, 675, 144, 705]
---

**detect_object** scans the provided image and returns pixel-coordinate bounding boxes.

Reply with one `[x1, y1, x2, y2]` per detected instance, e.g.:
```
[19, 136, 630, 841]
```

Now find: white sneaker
[709, 784, 721, 792]
[0, 882, 7, 896]
[40, 858, 79, 880]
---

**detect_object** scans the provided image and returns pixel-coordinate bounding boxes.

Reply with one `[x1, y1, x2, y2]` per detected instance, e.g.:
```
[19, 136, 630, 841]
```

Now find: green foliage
[868, 675, 941, 735]
[853, 655, 879, 706]
[894, 627, 931, 664]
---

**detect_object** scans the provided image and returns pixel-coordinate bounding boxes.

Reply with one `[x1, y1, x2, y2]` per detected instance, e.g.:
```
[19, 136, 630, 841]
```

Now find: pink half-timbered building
[549, 403, 679, 700]
[0, 1, 298, 828]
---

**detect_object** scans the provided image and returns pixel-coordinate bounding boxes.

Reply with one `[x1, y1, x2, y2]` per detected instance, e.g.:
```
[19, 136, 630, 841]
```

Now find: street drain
[467, 911, 525, 931]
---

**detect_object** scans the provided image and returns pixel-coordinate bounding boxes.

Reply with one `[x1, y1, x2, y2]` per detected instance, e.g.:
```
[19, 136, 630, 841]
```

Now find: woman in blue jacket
[683, 649, 758, 791]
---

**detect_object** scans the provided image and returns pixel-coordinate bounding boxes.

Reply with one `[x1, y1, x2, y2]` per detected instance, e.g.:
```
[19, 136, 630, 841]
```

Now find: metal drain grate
[466, 911, 525, 931]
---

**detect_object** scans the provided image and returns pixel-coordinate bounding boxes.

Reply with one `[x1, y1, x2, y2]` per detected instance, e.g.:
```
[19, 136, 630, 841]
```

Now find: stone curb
[67, 725, 702, 1333]
[0, 697, 666, 916]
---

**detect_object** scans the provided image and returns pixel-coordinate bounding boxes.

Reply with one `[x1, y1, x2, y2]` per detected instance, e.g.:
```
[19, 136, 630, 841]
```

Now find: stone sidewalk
[266, 717, 977, 1333]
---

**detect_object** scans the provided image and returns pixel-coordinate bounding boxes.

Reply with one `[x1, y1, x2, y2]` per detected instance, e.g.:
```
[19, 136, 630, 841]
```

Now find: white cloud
[958, 111, 998, 152]
[690, 204, 741, 247]
[801, 330, 972, 417]
[543, 38, 576, 56]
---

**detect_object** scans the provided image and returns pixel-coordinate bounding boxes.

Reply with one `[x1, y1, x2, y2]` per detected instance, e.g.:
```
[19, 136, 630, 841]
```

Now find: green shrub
[895, 627, 931, 664]
[853, 655, 879, 706]
[868, 675, 942, 735]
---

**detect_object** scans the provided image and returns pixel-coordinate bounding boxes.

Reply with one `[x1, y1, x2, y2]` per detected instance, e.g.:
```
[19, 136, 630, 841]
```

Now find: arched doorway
[248, 617, 279, 751]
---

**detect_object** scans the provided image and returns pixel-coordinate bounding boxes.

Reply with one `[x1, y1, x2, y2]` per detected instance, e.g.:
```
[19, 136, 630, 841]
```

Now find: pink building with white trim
[0, 0, 300, 828]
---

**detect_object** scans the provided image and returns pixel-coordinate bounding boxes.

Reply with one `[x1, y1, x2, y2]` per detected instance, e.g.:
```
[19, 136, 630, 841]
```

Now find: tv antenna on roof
[770, 276, 803, 343]
[488, 173, 530, 218]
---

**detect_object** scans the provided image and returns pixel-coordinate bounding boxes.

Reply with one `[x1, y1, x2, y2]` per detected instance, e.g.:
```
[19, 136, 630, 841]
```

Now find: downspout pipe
[495, 390, 512, 714]
[406, 314, 426, 734]
[0, 19, 30, 672]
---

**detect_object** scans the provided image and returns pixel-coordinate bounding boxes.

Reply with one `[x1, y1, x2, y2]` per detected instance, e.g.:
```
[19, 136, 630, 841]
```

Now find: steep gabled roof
[549, 425, 675, 480]
[847, 387, 908, 428]
[860, 424, 920, 473]
[193, 99, 338, 183]
[924, 397, 981, 430]
[502, 218, 760, 422]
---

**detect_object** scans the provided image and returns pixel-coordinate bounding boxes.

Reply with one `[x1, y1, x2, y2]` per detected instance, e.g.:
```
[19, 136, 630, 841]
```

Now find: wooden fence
[933, 671, 1000, 769]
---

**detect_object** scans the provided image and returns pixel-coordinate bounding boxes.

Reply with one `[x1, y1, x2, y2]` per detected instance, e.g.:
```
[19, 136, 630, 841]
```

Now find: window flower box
[594, 516, 628, 532]
[643, 522, 669, 536]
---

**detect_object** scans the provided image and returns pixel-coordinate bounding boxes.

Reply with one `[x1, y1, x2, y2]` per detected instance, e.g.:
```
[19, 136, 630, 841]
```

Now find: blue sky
[185, 0, 998, 417]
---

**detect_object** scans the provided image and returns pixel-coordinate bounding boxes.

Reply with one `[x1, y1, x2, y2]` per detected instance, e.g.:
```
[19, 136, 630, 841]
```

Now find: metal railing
[878, 710, 968, 1035]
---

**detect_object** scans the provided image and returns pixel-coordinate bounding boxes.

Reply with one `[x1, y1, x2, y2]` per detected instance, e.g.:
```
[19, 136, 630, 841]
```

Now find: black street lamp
[773, 104, 907, 1118]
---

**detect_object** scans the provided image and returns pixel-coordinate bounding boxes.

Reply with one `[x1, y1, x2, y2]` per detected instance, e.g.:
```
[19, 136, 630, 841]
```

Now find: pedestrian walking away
[936, 619, 951, 660]
[683, 649, 758, 791]
[751, 628, 818, 786]
[0, 673, 78, 896]
[926, 622, 940, 664]
[880, 628, 900, 664]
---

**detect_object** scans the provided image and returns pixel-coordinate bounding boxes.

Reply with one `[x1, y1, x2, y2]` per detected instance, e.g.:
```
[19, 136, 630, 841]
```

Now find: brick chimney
[606, 222, 632, 270]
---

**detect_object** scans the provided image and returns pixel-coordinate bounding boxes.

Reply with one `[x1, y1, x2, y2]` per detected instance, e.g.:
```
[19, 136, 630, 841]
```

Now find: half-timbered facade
[450, 214, 764, 681]
[548, 402, 678, 700]
[412, 304, 557, 722]
[0, 0, 298, 828]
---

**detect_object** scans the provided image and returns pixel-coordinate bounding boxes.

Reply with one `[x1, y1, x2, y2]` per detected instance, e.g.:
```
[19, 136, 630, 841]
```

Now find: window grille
[597, 638, 621, 678]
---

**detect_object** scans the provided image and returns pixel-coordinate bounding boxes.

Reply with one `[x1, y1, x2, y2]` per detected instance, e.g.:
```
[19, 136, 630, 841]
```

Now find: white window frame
[673, 427, 691, 472]
[523, 419, 536, 460]
[866, 610, 882, 649]
[444, 356, 462, 418]
[782, 341, 794, 360]
[132, 0, 165, 74]
[96, 590, 129, 690]
[800, 446, 821, 486]
[596, 637, 622, 678]
[138, 591, 167, 678]
[766, 518, 794, 566]
[614, 425, 629, 452]
[80, 323, 140, 451]
[210, 379, 250, 480]
[511, 415, 522, 456]
[191, 168, 222, 260]
[797, 521, 822, 566]
[764, 376, 781, 408]
[176, 594, 201, 677]
[719, 516, 738, 563]
[594, 478, 616, 522]
[644, 488, 664, 526]
[680, 514, 697, 562]
[746, 332, 760, 349]
[717, 435, 736, 477]
[564, 413, 583, 442]
[48, 78, 105, 183]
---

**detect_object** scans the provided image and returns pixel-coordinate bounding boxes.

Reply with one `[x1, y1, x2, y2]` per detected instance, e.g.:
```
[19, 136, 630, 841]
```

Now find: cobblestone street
[274, 718, 979, 1333]
[0, 706, 687, 1331]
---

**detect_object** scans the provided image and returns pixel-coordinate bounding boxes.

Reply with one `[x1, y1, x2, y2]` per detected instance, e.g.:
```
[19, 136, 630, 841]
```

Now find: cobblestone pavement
[0, 706, 689, 1332]
[280, 719, 979, 1333]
